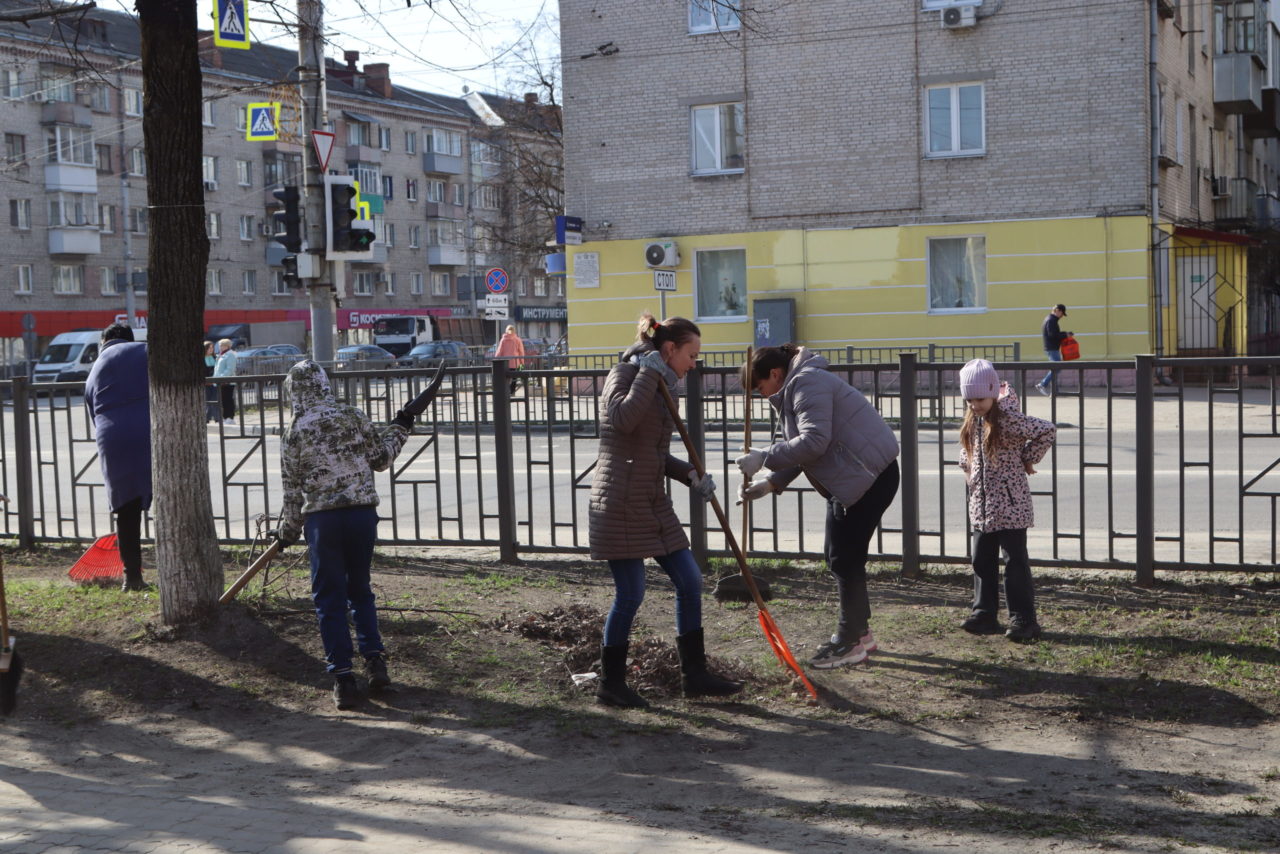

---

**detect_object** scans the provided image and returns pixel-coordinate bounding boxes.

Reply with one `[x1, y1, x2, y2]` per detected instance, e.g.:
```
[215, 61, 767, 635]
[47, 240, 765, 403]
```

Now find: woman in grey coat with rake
[738, 344, 900, 670]
[588, 313, 742, 708]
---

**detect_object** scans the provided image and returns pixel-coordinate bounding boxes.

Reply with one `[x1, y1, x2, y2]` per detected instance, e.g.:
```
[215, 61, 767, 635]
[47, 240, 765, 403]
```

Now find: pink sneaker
[859, 630, 878, 653]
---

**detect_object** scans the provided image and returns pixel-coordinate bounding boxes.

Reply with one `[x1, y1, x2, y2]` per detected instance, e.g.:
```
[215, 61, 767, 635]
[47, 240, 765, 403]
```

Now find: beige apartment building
[0, 1, 566, 359]
[559, 0, 1280, 359]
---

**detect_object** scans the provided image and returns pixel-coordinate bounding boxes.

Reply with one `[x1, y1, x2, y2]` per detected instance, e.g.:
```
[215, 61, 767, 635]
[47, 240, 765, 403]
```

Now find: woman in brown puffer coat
[589, 313, 742, 708]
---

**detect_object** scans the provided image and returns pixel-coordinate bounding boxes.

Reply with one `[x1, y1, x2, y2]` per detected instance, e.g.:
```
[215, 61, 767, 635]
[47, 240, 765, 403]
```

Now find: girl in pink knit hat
[957, 359, 1056, 641]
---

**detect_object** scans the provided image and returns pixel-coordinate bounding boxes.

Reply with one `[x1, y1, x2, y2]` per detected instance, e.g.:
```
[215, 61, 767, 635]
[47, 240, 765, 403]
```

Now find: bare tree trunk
[137, 0, 222, 623]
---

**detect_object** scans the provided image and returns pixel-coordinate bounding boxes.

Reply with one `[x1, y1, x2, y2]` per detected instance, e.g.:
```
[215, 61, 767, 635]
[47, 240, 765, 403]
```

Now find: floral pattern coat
[958, 388, 1056, 532]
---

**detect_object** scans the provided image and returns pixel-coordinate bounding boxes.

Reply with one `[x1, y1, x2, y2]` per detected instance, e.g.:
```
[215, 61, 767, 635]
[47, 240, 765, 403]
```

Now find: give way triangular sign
[312, 130, 336, 172]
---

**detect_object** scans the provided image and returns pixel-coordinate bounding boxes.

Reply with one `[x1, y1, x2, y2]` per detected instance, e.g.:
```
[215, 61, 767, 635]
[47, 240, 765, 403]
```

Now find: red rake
[658, 382, 818, 699]
[68, 534, 125, 582]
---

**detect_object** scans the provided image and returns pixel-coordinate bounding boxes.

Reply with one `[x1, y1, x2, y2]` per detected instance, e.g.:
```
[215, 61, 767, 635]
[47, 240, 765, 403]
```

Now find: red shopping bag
[1059, 335, 1080, 361]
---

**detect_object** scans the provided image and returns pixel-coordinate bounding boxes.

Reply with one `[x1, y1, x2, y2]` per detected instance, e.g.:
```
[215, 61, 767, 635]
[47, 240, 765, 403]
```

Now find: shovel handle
[219, 540, 283, 605]
[0, 553, 10, 652]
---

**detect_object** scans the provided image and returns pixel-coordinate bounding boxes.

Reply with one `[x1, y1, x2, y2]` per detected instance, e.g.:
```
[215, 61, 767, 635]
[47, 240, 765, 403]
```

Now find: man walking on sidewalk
[1035, 304, 1071, 396]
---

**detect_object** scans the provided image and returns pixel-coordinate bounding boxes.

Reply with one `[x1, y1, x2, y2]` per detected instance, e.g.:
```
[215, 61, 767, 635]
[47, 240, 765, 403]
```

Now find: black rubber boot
[333, 673, 361, 710]
[595, 644, 648, 709]
[120, 569, 147, 592]
[677, 629, 743, 698]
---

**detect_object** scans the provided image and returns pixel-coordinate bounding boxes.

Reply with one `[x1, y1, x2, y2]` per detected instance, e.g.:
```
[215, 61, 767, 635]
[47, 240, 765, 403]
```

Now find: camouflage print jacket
[278, 360, 408, 543]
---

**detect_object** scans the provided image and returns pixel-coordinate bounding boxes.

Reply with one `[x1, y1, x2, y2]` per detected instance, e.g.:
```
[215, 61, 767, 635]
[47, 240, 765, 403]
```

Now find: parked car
[235, 345, 306, 376]
[334, 344, 397, 371]
[402, 339, 472, 368]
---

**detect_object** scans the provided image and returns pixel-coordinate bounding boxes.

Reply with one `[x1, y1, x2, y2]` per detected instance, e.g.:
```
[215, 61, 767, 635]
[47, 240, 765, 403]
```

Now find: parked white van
[33, 327, 148, 383]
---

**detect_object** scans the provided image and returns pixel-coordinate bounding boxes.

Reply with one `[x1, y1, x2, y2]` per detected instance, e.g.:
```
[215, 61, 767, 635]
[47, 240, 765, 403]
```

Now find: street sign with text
[653, 269, 676, 292]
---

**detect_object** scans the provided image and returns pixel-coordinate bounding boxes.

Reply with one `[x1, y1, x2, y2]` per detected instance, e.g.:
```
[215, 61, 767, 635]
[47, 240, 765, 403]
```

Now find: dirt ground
[1, 544, 1278, 853]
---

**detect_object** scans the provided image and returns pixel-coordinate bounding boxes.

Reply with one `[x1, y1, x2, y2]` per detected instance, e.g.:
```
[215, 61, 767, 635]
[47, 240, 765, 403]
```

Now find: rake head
[68, 535, 125, 582]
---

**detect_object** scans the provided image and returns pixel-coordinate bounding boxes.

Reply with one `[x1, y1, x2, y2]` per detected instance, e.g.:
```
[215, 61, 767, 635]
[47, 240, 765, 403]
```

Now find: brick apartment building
[559, 0, 1280, 359]
[0, 0, 566, 362]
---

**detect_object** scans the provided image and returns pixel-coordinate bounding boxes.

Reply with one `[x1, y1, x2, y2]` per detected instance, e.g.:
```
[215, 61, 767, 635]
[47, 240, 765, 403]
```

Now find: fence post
[1134, 354, 1155, 586]
[686, 364, 708, 568]
[491, 359, 519, 563]
[11, 376, 34, 548]
[898, 353, 921, 578]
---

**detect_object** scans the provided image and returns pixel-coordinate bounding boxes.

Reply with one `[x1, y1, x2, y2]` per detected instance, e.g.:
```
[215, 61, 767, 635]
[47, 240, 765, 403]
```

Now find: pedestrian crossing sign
[213, 0, 250, 50]
[246, 103, 279, 141]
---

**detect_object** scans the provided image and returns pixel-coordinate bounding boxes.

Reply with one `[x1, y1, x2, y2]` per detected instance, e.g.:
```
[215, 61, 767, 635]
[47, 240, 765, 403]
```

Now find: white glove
[688, 471, 716, 503]
[738, 477, 774, 503]
[735, 448, 767, 477]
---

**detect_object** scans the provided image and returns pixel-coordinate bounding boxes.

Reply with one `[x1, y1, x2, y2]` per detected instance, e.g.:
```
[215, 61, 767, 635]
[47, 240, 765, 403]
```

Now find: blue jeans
[603, 549, 702, 646]
[1038, 348, 1062, 390]
[305, 505, 383, 674]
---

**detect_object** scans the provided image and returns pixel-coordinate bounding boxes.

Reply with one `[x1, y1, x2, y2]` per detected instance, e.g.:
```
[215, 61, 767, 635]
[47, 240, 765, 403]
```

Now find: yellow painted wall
[565, 216, 1155, 359]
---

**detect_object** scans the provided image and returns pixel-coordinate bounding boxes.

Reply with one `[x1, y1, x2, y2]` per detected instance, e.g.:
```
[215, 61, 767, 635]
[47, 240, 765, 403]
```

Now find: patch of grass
[455, 571, 561, 594]
[9, 579, 156, 634]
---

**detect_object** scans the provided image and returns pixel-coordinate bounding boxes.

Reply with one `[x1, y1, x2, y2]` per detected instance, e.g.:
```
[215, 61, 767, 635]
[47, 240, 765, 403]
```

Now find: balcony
[346, 144, 381, 163]
[423, 201, 466, 218]
[48, 226, 101, 255]
[40, 101, 92, 127]
[1212, 176, 1261, 222]
[1214, 52, 1264, 114]
[422, 151, 463, 175]
[1256, 192, 1280, 226]
[265, 243, 288, 266]
[44, 162, 96, 193]
[1243, 88, 1280, 139]
[426, 245, 467, 266]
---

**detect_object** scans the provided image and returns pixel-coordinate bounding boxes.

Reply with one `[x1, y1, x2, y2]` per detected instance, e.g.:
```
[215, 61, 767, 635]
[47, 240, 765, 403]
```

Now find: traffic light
[324, 174, 376, 260]
[281, 254, 301, 289]
[271, 186, 302, 253]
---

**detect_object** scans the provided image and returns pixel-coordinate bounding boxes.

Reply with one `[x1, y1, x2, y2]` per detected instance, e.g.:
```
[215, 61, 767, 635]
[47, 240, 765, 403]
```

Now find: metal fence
[1, 351, 1277, 579]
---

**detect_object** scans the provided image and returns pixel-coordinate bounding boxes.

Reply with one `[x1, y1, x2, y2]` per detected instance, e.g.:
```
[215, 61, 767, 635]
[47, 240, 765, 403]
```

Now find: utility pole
[116, 67, 136, 327]
[297, 0, 334, 361]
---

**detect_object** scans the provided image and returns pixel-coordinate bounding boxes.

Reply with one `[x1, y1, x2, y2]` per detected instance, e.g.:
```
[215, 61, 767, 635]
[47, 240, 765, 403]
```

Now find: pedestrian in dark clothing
[588, 312, 741, 709]
[738, 344, 901, 669]
[203, 340, 219, 423]
[83, 323, 151, 592]
[1035, 304, 1072, 396]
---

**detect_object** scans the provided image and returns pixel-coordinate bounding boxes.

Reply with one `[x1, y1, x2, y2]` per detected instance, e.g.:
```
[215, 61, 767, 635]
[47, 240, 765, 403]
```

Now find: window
[533, 276, 548, 297]
[516, 276, 529, 297]
[431, 271, 451, 296]
[452, 183, 465, 206]
[476, 184, 501, 209]
[927, 236, 986, 311]
[48, 193, 95, 227]
[1, 70, 21, 99]
[1175, 97, 1185, 164]
[95, 143, 112, 173]
[239, 215, 255, 240]
[46, 126, 93, 165]
[384, 222, 395, 247]
[242, 270, 257, 295]
[350, 162, 381, 193]
[98, 203, 115, 233]
[1216, 1, 1259, 54]
[5, 133, 24, 165]
[694, 248, 747, 318]
[410, 272, 424, 295]
[88, 83, 110, 112]
[428, 219, 464, 245]
[405, 130, 417, 153]
[129, 207, 148, 234]
[384, 273, 395, 295]
[555, 276, 565, 297]
[378, 126, 392, 150]
[426, 180, 445, 203]
[408, 224, 420, 247]
[406, 178, 418, 201]
[124, 87, 142, 116]
[264, 152, 302, 187]
[202, 155, 218, 183]
[353, 272, 375, 296]
[689, 0, 741, 32]
[52, 265, 83, 295]
[925, 83, 985, 157]
[40, 69, 74, 102]
[206, 211, 221, 239]
[16, 265, 33, 295]
[236, 105, 247, 131]
[9, 199, 31, 230]
[100, 266, 117, 296]
[236, 158, 252, 186]
[470, 140, 498, 164]
[271, 271, 289, 296]
[202, 99, 215, 126]
[691, 103, 745, 173]
[347, 120, 373, 147]
[382, 175, 394, 199]
[129, 147, 147, 176]
[206, 268, 222, 295]
[427, 127, 463, 156]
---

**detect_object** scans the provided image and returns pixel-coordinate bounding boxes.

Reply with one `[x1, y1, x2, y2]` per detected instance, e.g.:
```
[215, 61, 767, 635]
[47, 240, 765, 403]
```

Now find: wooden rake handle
[219, 539, 283, 605]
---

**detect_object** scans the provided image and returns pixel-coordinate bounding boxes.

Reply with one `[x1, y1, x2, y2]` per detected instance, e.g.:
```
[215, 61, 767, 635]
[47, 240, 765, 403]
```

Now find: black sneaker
[333, 673, 361, 710]
[961, 613, 1004, 635]
[1006, 619, 1043, 642]
[365, 653, 391, 691]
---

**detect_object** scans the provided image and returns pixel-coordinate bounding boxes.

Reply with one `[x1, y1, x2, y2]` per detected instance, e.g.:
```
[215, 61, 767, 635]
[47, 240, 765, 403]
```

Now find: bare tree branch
[0, 1, 96, 25]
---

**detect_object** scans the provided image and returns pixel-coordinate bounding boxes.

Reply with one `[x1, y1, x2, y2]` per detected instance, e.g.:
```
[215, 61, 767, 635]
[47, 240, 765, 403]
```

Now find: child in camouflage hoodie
[278, 360, 411, 709]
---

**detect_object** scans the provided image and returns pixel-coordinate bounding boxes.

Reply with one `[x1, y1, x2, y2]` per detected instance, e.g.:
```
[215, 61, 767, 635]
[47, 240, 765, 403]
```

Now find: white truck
[373, 315, 435, 357]
[34, 327, 148, 384]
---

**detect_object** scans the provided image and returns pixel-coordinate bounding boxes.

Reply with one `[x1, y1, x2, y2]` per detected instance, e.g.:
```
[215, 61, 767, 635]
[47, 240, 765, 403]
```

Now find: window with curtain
[927, 236, 986, 311]
[695, 248, 747, 318]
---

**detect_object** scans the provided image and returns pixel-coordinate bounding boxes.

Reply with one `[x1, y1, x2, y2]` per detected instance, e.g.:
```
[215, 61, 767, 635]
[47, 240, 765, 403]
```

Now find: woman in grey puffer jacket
[738, 345, 901, 670]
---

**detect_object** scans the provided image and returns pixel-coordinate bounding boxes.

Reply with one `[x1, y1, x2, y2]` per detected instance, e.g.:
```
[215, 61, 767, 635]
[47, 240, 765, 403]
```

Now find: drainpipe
[1149, 0, 1165, 359]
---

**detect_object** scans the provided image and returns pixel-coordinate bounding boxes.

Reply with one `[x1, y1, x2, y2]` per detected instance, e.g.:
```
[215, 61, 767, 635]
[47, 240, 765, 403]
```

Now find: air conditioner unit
[203, 179, 218, 192]
[644, 240, 679, 268]
[1211, 176, 1231, 198]
[31, 91, 47, 103]
[941, 5, 977, 28]
[260, 221, 275, 237]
